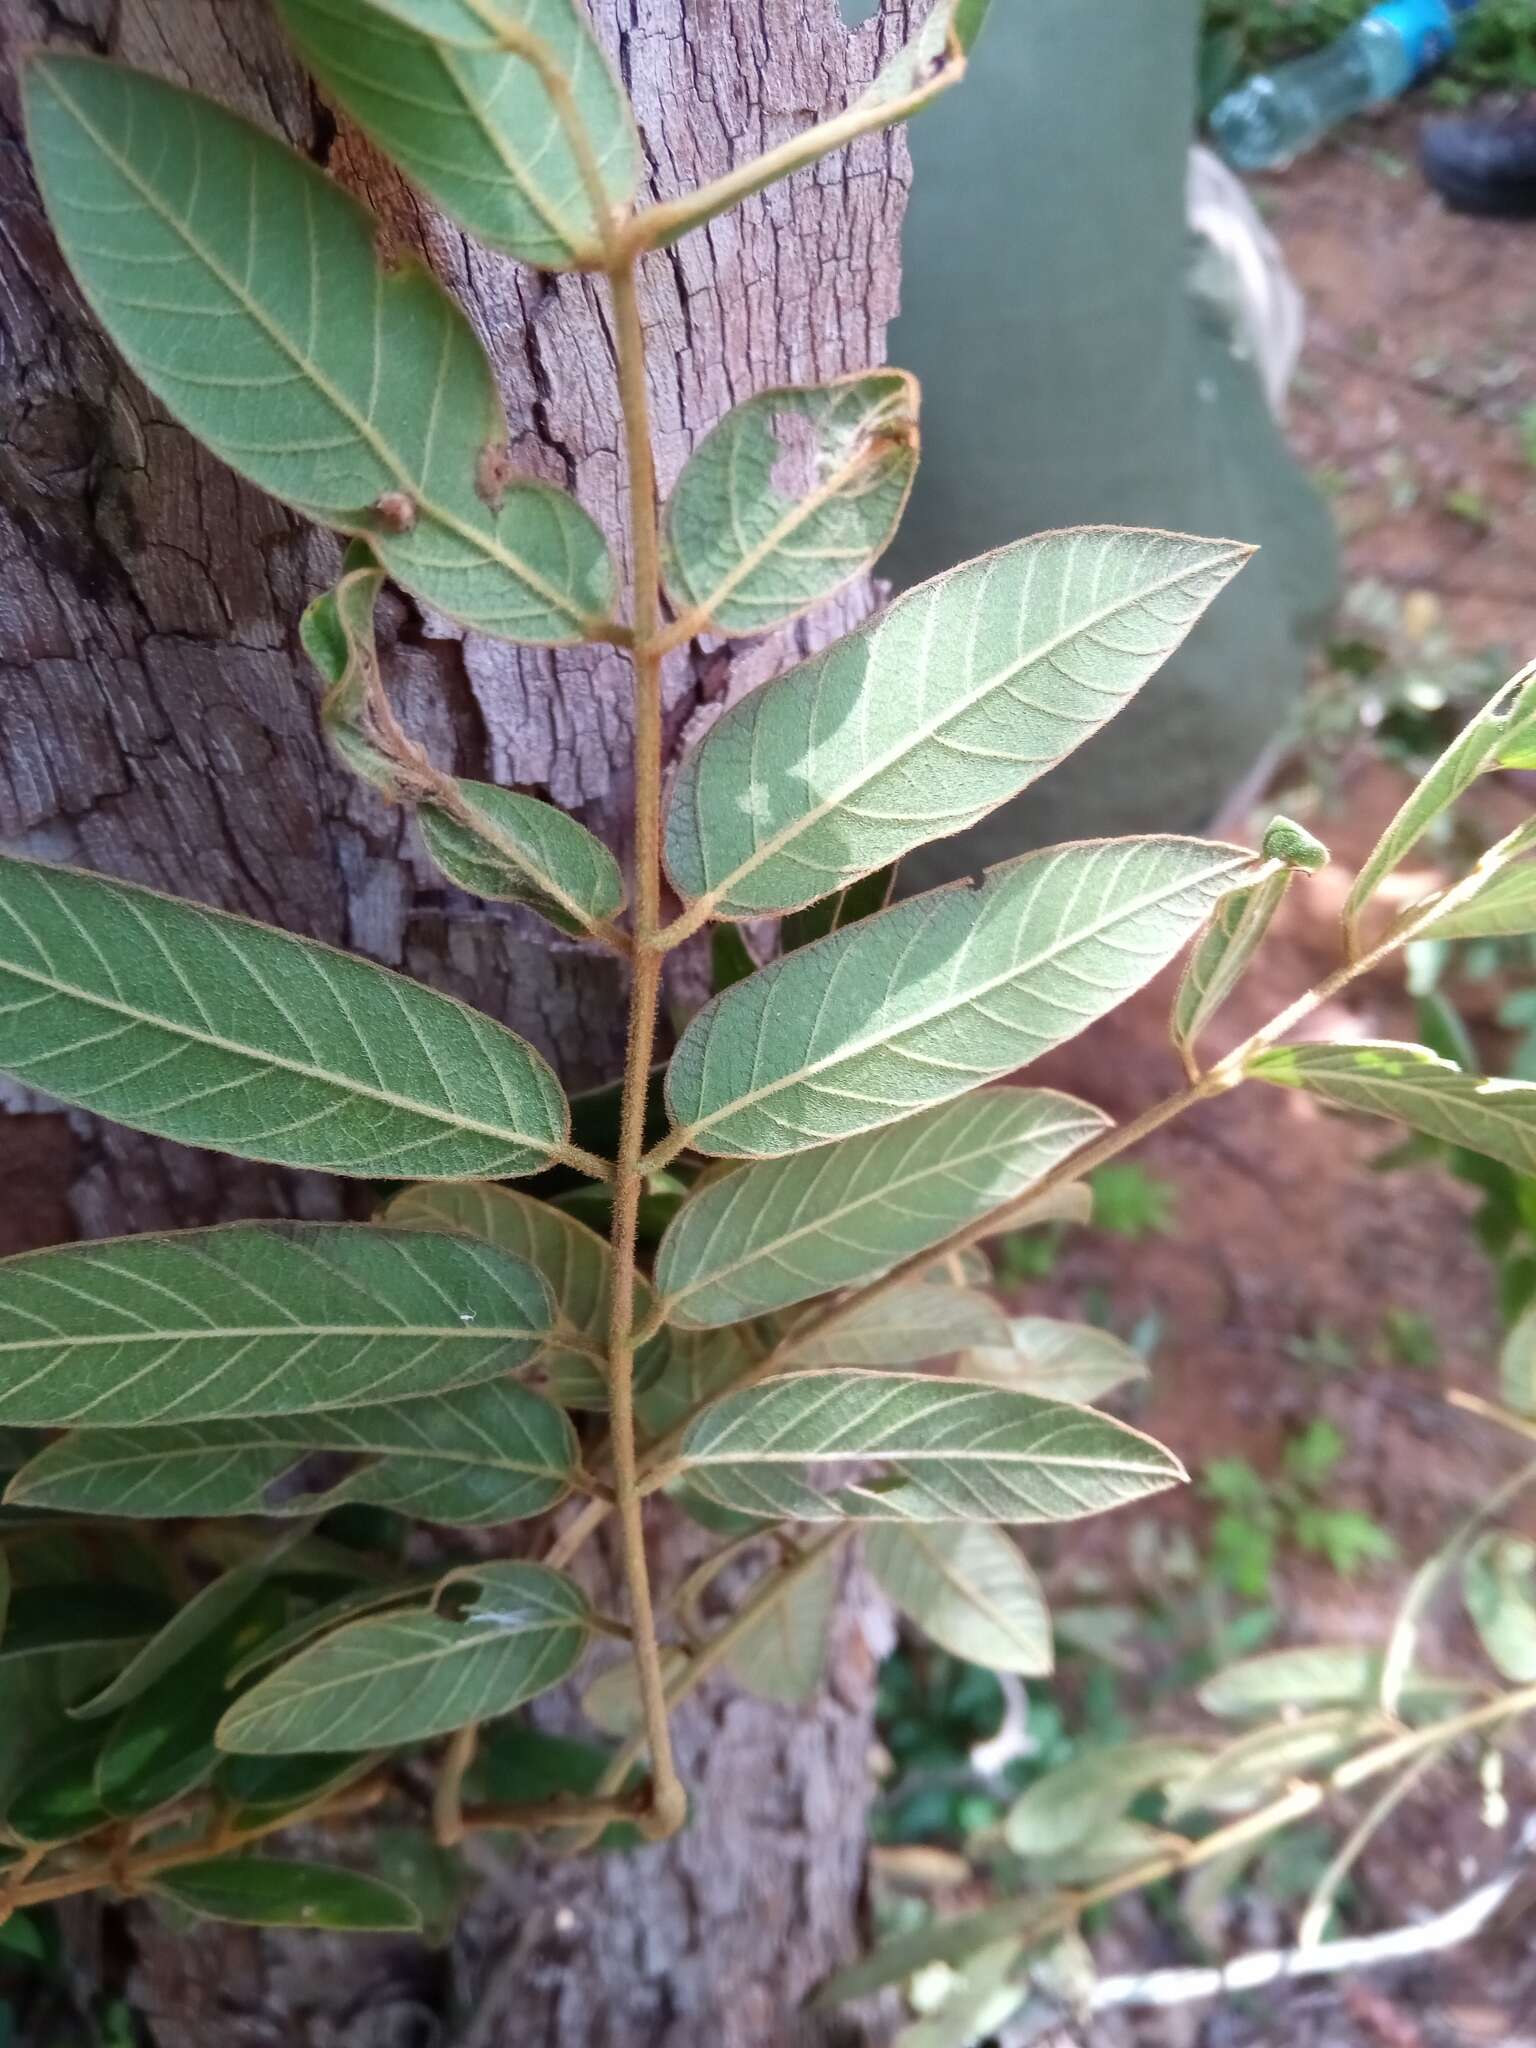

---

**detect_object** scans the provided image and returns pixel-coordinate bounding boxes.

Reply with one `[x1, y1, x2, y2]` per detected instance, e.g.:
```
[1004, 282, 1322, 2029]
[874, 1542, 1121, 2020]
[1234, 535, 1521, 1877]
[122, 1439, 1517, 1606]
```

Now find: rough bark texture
[1, 1, 914, 2039]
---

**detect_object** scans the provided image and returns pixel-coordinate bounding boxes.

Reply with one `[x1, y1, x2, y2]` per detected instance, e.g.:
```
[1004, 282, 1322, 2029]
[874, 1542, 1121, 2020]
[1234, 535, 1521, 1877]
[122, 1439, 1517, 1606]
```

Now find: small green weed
[1202, 1421, 1397, 1599]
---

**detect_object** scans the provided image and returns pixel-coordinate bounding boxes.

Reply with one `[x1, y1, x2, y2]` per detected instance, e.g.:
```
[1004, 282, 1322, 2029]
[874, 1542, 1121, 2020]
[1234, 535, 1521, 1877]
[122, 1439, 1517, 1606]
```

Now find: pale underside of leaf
[24, 53, 615, 643]
[723, 1545, 842, 1703]
[654, 1088, 1108, 1328]
[0, 1223, 553, 1426]
[0, 855, 568, 1179]
[417, 780, 626, 938]
[382, 1182, 664, 1409]
[1170, 868, 1290, 1063]
[866, 1522, 1051, 1675]
[663, 372, 918, 637]
[1416, 859, 1536, 942]
[664, 528, 1252, 919]
[666, 836, 1257, 1158]
[959, 1317, 1148, 1405]
[1250, 1039, 1536, 1176]
[8, 1378, 578, 1527]
[677, 1370, 1185, 1524]
[216, 1561, 591, 1753]
[276, 0, 638, 269]
[781, 1285, 1008, 1368]
[1004, 1737, 1207, 1857]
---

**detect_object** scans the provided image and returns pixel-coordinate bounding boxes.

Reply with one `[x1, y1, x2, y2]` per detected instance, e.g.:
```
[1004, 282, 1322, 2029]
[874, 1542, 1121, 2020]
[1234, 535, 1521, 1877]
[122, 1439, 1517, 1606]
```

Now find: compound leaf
[382, 1182, 664, 1409]
[667, 837, 1256, 1157]
[1249, 1040, 1536, 1177]
[655, 1089, 1107, 1328]
[664, 373, 918, 637]
[10, 1379, 578, 1528]
[0, 856, 569, 1179]
[24, 53, 615, 642]
[0, 1223, 552, 1427]
[151, 1857, 420, 1932]
[664, 530, 1251, 919]
[275, 0, 637, 269]
[216, 1561, 591, 1752]
[866, 1523, 1051, 1674]
[676, 1371, 1184, 1524]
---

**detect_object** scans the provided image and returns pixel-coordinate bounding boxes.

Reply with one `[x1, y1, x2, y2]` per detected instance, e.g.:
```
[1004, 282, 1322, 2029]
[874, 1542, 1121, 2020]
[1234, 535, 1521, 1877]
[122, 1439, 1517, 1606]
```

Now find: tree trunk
[1, 1, 914, 2038]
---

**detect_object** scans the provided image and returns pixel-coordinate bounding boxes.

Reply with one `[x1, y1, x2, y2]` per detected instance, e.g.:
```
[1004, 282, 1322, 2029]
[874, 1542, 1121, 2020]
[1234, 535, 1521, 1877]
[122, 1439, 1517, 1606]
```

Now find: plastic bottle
[1210, 0, 1479, 172]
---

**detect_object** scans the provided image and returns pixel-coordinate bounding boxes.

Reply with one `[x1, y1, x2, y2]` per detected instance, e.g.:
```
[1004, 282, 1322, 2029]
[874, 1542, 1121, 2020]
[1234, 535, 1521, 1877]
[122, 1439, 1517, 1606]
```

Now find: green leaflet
[1198, 1643, 1457, 1719]
[0, 856, 569, 1179]
[6, 1740, 112, 1845]
[24, 54, 615, 643]
[1463, 1533, 1536, 1682]
[1003, 1736, 1207, 1857]
[418, 783, 626, 938]
[666, 837, 1256, 1157]
[0, 1585, 175, 1665]
[275, 0, 638, 269]
[1502, 1303, 1536, 1417]
[781, 1285, 1009, 1368]
[780, 865, 897, 953]
[643, 0, 992, 247]
[217, 1561, 591, 1753]
[1344, 661, 1536, 942]
[1249, 1040, 1536, 1177]
[299, 557, 626, 938]
[382, 1182, 665, 1409]
[663, 373, 918, 636]
[150, 1857, 420, 1932]
[69, 1528, 309, 1719]
[9, 1380, 578, 1528]
[675, 1371, 1185, 1524]
[0, 1224, 553, 1427]
[655, 1089, 1106, 1329]
[216, 1750, 378, 1818]
[637, 1326, 750, 1444]
[664, 530, 1252, 919]
[1416, 858, 1536, 942]
[959, 1317, 1149, 1405]
[865, 1523, 1051, 1675]
[1166, 1712, 1370, 1818]
[1170, 869, 1291, 1067]
[723, 1545, 842, 1705]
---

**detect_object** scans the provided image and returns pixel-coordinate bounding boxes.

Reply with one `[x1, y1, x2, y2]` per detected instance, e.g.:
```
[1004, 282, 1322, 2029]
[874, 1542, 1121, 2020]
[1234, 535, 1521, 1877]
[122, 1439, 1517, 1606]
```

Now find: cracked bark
[1, 2, 914, 2039]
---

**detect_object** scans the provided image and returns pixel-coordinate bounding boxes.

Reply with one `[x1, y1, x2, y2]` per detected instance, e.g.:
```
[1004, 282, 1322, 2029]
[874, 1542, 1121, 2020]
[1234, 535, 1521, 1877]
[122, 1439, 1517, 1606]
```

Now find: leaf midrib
[676, 844, 1250, 1147]
[683, 539, 1246, 916]
[0, 1323, 534, 1355]
[27, 1426, 564, 1477]
[0, 940, 553, 1158]
[661, 1106, 1094, 1313]
[43, 62, 599, 635]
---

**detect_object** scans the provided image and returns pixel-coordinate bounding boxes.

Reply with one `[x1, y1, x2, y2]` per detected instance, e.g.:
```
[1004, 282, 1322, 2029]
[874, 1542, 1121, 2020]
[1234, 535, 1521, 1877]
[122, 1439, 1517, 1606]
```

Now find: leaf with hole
[150, 1857, 420, 1932]
[10, 1378, 578, 1528]
[655, 1089, 1107, 1328]
[782, 1286, 1008, 1368]
[866, 1523, 1051, 1674]
[0, 856, 570, 1178]
[1344, 662, 1536, 942]
[668, 837, 1256, 1157]
[217, 1561, 592, 1753]
[676, 1371, 1185, 1524]
[275, 0, 638, 269]
[24, 54, 616, 642]
[1463, 1532, 1536, 1681]
[0, 1223, 553, 1427]
[664, 373, 917, 637]
[958, 1318, 1148, 1405]
[665, 531, 1252, 918]
[382, 1181, 664, 1409]
[1249, 1040, 1536, 1177]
